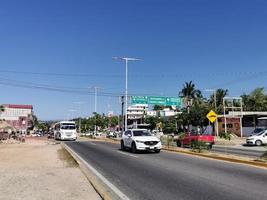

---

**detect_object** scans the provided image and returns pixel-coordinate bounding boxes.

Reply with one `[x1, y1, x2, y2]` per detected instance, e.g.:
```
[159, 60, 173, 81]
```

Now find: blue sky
[0, 0, 267, 120]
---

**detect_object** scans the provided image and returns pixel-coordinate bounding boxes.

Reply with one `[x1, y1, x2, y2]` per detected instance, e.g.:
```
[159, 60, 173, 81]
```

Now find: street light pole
[113, 56, 141, 131]
[89, 86, 102, 135]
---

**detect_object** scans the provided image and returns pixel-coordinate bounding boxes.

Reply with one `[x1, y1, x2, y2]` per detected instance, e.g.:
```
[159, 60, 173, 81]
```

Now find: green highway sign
[131, 96, 148, 104]
[148, 96, 166, 105]
[131, 96, 183, 108]
[166, 97, 182, 106]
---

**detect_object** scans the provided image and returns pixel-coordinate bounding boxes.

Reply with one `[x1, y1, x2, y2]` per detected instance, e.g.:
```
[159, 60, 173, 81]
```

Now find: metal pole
[223, 98, 227, 133]
[94, 87, 97, 135]
[125, 58, 128, 131]
[214, 89, 219, 136]
[240, 98, 243, 137]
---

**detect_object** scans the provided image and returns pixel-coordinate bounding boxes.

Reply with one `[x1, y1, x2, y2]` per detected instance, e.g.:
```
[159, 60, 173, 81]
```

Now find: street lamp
[113, 57, 141, 131]
[204, 89, 218, 136]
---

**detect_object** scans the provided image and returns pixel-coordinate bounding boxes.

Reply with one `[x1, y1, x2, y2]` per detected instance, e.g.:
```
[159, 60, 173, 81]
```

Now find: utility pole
[121, 96, 124, 131]
[89, 86, 102, 135]
[73, 101, 85, 134]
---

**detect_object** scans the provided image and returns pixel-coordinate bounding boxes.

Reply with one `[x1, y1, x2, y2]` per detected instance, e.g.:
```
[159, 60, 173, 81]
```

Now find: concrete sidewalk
[0, 138, 101, 200]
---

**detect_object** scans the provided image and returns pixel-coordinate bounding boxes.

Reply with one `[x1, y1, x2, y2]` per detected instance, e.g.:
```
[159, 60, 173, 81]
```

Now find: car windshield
[133, 130, 152, 136]
[253, 128, 264, 133]
[61, 124, 76, 130]
[256, 131, 266, 136]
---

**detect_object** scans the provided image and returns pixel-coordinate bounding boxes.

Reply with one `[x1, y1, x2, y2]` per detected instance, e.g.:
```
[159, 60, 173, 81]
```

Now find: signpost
[131, 96, 182, 108]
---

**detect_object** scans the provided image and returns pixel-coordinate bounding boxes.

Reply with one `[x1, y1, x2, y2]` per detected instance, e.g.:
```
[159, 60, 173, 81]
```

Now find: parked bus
[54, 121, 77, 141]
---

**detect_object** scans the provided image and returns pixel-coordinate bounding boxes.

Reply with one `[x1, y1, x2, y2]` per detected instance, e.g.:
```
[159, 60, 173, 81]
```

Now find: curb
[62, 143, 130, 200]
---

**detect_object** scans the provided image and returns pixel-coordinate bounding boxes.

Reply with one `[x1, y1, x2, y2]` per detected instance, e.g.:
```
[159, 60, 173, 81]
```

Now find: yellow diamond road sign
[206, 110, 217, 123]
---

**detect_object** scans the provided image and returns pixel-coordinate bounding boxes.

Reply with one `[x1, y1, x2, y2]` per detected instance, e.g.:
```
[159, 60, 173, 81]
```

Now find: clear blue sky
[0, 0, 267, 120]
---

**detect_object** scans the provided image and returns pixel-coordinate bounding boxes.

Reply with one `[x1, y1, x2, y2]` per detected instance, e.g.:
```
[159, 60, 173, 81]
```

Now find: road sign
[131, 96, 148, 104]
[148, 96, 166, 105]
[206, 110, 217, 123]
[131, 96, 183, 108]
[166, 97, 182, 107]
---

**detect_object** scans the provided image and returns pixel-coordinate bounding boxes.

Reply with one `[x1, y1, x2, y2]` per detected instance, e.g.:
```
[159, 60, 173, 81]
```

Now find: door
[124, 130, 132, 147]
[262, 131, 267, 144]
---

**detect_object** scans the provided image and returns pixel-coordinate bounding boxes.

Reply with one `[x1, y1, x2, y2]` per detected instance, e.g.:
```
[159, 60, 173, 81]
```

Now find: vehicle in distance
[54, 121, 77, 141]
[121, 129, 162, 153]
[246, 129, 267, 146]
[176, 132, 214, 149]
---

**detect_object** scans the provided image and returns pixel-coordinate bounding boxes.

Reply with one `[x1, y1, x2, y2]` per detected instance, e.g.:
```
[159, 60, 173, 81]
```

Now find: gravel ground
[0, 138, 101, 200]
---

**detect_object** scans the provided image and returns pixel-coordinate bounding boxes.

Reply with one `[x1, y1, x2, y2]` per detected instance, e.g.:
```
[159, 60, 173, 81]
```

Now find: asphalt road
[66, 141, 267, 200]
[212, 146, 265, 158]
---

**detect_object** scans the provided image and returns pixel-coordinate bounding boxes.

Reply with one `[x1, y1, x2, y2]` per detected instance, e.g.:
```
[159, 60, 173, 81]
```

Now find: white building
[127, 104, 148, 120]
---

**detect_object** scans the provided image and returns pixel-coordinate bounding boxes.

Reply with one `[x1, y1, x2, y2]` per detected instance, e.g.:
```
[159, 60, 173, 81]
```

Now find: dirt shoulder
[0, 138, 101, 200]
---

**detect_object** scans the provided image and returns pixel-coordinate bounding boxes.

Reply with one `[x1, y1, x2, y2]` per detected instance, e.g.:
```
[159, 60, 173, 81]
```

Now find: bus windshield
[61, 123, 76, 130]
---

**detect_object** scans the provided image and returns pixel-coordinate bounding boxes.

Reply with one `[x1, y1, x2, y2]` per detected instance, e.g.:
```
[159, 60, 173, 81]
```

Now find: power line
[1, 69, 267, 79]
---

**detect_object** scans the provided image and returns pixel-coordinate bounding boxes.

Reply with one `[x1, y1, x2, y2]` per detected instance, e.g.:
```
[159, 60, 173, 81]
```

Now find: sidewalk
[0, 138, 101, 200]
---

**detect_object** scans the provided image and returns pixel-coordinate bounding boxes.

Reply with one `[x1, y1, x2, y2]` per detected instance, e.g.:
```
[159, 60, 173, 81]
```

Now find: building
[0, 104, 34, 133]
[127, 104, 148, 128]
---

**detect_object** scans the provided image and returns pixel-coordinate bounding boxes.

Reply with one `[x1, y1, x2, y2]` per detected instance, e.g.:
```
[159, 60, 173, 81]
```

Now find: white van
[246, 130, 267, 146]
[54, 121, 77, 141]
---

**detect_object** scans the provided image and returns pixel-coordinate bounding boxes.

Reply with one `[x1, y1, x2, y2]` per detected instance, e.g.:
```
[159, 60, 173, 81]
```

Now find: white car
[121, 129, 162, 153]
[246, 130, 267, 146]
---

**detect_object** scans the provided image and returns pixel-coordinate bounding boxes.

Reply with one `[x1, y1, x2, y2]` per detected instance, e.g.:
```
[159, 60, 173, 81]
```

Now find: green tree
[241, 88, 267, 111]
[209, 89, 228, 114]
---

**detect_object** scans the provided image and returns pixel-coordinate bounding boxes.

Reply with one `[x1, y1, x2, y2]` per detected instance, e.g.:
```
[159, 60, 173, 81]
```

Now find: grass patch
[57, 147, 78, 168]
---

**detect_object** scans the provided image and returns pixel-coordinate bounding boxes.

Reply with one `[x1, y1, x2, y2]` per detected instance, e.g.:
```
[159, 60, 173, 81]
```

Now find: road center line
[117, 151, 139, 158]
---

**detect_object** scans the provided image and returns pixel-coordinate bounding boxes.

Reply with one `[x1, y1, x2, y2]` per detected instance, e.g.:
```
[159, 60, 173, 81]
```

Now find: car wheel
[131, 142, 137, 153]
[121, 140, 125, 151]
[255, 140, 262, 146]
[155, 149, 161, 153]
[176, 140, 181, 147]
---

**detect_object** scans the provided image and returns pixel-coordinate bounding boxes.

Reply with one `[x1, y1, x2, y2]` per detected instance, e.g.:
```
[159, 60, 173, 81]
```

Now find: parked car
[107, 131, 116, 138]
[121, 129, 162, 153]
[246, 130, 267, 146]
[175, 132, 214, 149]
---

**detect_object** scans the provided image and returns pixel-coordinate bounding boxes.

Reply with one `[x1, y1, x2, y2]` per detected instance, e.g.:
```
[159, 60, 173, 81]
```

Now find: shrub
[219, 132, 231, 141]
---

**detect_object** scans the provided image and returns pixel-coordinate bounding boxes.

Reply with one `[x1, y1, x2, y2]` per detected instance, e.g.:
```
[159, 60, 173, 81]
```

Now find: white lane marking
[89, 142, 97, 146]
[64, 144, 131, 200]
[117, 151, 139, 158]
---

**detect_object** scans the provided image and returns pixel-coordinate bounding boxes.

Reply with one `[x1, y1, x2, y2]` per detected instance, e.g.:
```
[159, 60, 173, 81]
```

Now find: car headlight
[135, 140, 144, 143]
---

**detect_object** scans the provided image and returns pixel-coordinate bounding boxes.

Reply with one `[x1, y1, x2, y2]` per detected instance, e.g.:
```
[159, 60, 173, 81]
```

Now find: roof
[3, 104, 33, 109]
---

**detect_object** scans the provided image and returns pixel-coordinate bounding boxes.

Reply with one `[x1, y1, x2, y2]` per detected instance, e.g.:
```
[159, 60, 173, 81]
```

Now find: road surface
[66, 141, 267, 200]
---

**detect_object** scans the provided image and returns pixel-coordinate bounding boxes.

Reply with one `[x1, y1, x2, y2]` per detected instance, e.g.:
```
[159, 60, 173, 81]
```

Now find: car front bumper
[135, 142, 162, 150]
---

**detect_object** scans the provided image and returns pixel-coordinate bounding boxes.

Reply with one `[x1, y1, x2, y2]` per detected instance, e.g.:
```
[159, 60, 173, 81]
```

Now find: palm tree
[180, 81, 202, 99]
[209, 89, 228, 114]
[179, 81, 202, 113]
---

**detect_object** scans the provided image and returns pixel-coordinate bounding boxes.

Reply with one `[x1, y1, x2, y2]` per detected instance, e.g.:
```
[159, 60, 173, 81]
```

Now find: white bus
[54, 121, 77, 141]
